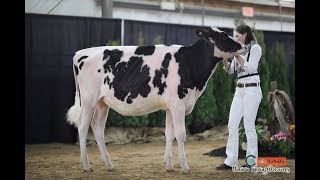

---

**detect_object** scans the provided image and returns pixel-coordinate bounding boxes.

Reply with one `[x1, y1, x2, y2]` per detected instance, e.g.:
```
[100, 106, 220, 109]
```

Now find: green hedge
[255, 31, 272, 121]
[186, 75, 217, 127]
[211, 63, 234, 125]
[267, 42, 290, 95]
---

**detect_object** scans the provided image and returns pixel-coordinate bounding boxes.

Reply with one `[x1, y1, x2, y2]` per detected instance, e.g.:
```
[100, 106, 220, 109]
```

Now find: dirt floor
[26, 128, 295, 180]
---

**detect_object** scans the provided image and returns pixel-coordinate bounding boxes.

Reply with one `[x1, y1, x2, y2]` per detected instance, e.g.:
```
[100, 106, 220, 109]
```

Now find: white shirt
[223, 43, 262, 84]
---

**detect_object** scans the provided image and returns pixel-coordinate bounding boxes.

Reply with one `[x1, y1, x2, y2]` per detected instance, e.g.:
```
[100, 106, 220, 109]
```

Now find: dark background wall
[25, 13, 294, 144]
[124, 20, 234, 46]
[124, 20, 294, 65]
[263, 30, 295, 66]
[25, 14, 121, 143]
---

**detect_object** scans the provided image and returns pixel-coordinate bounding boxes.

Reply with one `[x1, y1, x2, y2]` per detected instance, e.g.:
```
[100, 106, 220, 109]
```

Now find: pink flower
[271, 132, 287, 141]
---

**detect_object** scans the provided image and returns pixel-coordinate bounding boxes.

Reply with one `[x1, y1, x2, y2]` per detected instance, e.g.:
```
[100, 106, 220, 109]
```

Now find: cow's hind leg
[78, 98, 97, 172]
[171, 106, 190, 173]
[164, 110, 174, 172]
[90, 100, 114, 171]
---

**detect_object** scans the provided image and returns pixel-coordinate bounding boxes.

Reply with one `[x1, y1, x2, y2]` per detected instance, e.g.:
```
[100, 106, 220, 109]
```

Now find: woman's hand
[234, 54, 240, 59]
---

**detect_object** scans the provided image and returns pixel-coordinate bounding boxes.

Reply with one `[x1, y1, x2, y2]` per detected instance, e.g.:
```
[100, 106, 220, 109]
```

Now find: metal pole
[278, 0, 282, 32]
[201, 0, 204, 26]
[102, 0, 113, 18]
[121, 19, 124, 46]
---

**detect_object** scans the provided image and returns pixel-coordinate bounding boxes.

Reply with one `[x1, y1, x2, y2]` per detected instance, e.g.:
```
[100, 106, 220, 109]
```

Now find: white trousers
[224, 86, 262, 167]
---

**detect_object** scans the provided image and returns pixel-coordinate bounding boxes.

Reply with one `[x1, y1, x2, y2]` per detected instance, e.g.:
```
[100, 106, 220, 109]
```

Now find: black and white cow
[67, 27, 247, 173]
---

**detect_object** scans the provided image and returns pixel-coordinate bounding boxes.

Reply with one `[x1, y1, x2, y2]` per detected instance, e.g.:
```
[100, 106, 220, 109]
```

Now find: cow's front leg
[164, 110, 174, 172]
[171, 106, 190, 173]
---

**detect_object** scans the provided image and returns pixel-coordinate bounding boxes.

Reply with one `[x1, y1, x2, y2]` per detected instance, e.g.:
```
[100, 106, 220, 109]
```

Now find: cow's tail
[66, 64, 81, 128]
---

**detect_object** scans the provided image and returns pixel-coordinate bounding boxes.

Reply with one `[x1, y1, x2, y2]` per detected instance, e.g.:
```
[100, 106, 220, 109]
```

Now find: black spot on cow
[74, 65, 79, 75]
[174, 39, 222, 99]
[177, 86, 188, 99]
[79, 62, 84, 70]
[104, 76, 112, 89]
[135, 46, 155, 56]
[127, 98, 133, 104]
[78, 55, 88, 63]
[98, 69, 101, 73]
[103, 49, 123, 73]
[103, 49, 151, 104]
[78, 85, 81, 106]
[106, 76, 111, 89]
[153, 53, 171, 95]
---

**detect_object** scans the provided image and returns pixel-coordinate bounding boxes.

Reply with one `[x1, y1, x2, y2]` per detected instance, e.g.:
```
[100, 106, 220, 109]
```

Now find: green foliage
[266, 139, 295, 157]
[148, 110, 166, 127]
[106, 109, 124, 127]
[264, 131, 295, 157]
[188, 76, 218, 127]
[118, 115, 149, 127]
[153, 35, 163, 45]
[239, 122, 267, 147]
[254, 31, 272, 121]
[211, 62, 233, 124]
[239, 123, 246, 146]
[185, 112, 194, 127]
[240, 122, 296, 157]
[267, 42, 290, 95]
[106, 109, 149, 127]
[106, 39, 121, 46]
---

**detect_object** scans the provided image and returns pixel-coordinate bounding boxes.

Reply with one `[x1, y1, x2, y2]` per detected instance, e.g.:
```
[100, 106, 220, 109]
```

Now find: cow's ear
[195, 29, 208, 39]
[210, 26, 223, 33]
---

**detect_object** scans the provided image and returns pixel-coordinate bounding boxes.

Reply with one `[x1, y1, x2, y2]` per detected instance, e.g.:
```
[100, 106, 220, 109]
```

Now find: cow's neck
[213, 46, 233, 61]
[174, 39, 221, 94]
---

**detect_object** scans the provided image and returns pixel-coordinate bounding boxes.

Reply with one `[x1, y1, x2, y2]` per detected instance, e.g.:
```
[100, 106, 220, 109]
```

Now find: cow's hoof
[83, 167, 93, 172]
[166, 163, 174, 171]
[166, 168, 174, 172]
[181, 168, 191, 174]
[107, 167, 115, 172]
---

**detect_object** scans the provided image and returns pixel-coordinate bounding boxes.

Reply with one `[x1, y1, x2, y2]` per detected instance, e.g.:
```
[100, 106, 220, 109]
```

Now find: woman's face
[234, 31, 247, 44]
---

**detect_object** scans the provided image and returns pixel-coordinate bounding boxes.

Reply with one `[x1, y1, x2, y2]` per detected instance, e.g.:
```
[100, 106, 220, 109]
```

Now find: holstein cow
[66, 27, 247, 173]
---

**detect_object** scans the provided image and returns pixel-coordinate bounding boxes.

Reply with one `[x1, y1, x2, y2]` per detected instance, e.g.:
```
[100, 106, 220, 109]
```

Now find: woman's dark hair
[236, 25, 257, 45]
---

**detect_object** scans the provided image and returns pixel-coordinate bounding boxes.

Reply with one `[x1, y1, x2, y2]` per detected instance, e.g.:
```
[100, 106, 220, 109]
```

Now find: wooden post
[270, 81, 277, 92]
[268, 81, 277, 135]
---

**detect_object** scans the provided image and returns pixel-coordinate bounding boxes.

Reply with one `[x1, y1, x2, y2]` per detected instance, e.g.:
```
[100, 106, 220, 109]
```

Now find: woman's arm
[222, 58, 235, 74]
[235, 44, 262, 74]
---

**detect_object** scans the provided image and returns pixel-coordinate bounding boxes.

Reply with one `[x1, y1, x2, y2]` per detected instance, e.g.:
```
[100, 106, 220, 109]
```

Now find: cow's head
[195, 26, 248, 59]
